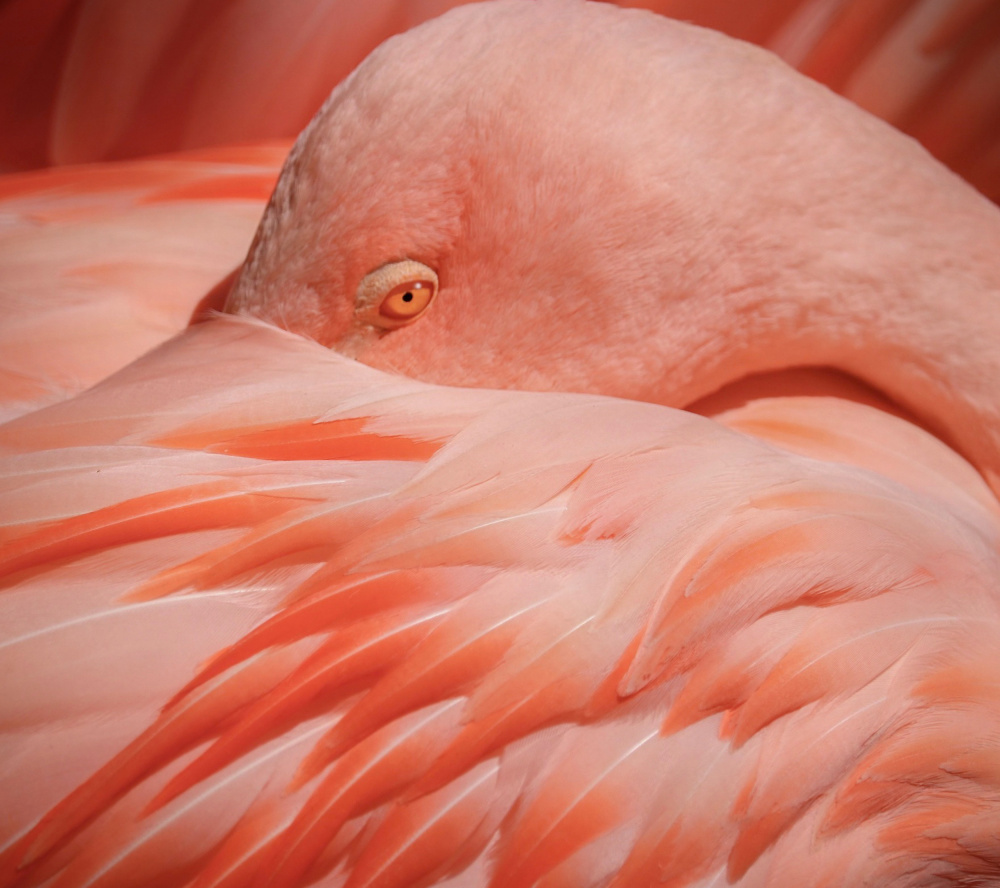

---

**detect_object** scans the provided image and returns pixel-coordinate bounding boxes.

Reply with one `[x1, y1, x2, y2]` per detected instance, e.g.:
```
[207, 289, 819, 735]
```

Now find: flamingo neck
[646, 176, 1000, 497]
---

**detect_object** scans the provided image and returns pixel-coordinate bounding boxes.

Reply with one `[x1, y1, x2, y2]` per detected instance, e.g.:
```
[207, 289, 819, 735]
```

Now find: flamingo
[2, 0, 998, 406]
[1, 1, 1000, 887]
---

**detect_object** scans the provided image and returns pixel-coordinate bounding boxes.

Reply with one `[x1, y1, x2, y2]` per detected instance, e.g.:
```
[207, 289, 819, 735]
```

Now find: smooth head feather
[227, 0, 1000, 491]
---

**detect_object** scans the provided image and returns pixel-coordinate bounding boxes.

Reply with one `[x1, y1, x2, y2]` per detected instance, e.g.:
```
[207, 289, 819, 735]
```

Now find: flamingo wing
[2, 316, 998, 888]
[0, 145, 284, 421]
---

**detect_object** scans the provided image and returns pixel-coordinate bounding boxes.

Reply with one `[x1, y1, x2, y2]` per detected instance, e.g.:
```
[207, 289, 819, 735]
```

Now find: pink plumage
[3, 318, 999, 887]
[2, 2, 1000, 887]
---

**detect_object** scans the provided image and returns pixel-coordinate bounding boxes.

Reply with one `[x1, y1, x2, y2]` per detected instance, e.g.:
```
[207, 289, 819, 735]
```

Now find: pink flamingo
[2, 0, 998, 405]
[1, 2, 1000, 886]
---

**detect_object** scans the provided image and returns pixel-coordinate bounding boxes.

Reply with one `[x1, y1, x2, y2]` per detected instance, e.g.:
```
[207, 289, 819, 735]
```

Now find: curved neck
[645, 147, 1000, 497]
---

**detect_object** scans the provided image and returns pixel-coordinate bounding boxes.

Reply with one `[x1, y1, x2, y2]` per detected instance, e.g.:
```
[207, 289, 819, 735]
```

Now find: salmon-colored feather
[2, 2, 1000, 887]
[2, 311, 999, 886]
[0, 146, 284, 421]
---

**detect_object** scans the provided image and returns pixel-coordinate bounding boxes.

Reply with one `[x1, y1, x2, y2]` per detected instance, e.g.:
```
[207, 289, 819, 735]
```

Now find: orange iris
[378, 279, 436, 321]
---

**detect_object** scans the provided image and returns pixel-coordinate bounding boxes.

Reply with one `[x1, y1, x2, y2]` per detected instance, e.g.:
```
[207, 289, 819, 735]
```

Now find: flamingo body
[2, 316, 1000, 887]
[1, 2, 1000, 887]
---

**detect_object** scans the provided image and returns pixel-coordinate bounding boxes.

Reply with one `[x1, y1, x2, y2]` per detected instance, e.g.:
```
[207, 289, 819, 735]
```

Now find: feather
[2, 316, 999, 887]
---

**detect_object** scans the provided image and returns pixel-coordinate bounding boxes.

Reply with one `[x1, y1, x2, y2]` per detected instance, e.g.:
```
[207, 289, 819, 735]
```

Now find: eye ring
[356, 259, 439, 329]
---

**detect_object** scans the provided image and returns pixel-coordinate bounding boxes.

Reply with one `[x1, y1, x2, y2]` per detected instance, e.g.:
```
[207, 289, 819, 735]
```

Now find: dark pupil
[402, 291, 414, 303]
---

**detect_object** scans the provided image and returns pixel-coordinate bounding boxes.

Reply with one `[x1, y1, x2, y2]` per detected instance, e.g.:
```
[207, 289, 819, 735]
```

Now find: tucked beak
[191, 266, 242, 325]
[331, 319, 384, 359]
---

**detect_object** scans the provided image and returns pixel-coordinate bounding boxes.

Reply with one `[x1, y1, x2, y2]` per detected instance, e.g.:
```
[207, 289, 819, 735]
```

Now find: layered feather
[0, 145, 284, 421]
[1, 316, 998, 887]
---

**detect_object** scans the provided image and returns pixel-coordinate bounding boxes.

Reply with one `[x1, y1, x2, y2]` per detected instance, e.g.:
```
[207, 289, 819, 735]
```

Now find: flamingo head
[225, 0, 1000, 459]
[227, 0, 821, 404]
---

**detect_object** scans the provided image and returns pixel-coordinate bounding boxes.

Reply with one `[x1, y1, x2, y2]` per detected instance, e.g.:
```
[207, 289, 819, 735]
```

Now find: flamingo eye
[357, 260, 439, 329]
[379, 279, 435, 321]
